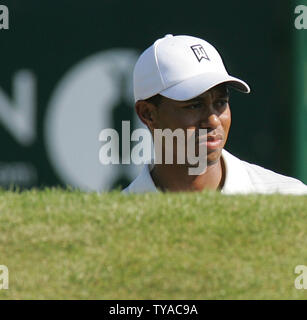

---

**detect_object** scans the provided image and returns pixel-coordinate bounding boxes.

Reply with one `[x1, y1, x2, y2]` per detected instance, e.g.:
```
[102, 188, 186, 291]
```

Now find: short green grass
[0, 189, 306, 299]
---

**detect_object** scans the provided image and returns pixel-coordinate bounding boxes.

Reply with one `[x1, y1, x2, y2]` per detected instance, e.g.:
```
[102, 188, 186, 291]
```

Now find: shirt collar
[220, 149, 254, 194]
[127, 149, 253, 194]
[126, 161, 157, 193]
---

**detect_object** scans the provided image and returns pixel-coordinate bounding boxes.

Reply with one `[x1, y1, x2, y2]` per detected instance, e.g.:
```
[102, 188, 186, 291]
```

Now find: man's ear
[135, 100, 159, 131]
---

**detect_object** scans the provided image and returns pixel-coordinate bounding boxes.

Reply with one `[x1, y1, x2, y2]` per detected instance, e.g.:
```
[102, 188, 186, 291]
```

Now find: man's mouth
[197, 134, 223, 150]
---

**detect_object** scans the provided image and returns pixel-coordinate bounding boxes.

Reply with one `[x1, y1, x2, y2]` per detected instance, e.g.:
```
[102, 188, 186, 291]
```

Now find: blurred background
[0, 0, 306, 191]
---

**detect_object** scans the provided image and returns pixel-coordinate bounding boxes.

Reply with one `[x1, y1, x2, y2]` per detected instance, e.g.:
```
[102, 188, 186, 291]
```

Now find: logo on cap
[190, 44, 210, 62]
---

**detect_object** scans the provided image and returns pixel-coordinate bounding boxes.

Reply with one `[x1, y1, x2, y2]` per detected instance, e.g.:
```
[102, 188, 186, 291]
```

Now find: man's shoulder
[240, 157, 307, 195]
[221, 149, 307, 195]
[122, 162, 157, 194]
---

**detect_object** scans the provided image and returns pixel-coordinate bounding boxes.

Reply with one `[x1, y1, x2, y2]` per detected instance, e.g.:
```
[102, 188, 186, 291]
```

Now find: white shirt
[122, 149, 307, 195]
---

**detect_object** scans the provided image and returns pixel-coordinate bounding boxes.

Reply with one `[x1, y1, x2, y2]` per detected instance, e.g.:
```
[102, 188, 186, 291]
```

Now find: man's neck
[150, 156, 225, 192]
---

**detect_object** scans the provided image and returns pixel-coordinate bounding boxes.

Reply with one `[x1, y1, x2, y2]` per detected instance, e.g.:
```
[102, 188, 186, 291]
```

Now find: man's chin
[183, 148, 222, 168]
[206, 148, 223, 166]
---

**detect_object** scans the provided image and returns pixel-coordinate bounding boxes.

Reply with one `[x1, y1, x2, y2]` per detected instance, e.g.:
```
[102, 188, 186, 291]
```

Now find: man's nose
[199, 105, 221, 130]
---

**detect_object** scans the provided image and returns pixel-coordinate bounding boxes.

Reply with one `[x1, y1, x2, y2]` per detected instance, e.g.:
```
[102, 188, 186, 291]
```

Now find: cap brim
[159, 72, 250, 101]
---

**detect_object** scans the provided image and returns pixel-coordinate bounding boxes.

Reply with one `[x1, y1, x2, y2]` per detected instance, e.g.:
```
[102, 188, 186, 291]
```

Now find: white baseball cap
[133, 34, 250, 102]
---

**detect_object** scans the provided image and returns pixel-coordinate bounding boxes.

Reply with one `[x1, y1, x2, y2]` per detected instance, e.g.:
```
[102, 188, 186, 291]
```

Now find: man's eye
[215, 100, 228, 108]
[184, 103, 202, 110]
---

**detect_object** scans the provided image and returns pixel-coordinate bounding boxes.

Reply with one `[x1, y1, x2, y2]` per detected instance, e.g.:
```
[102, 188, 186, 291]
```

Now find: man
[123, 34, 307, 195]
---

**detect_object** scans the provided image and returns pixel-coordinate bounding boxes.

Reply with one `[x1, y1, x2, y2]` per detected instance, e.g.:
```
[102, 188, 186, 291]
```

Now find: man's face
[151, 84, 231, 166]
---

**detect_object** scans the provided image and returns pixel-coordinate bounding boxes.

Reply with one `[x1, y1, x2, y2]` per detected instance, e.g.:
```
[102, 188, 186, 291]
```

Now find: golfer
[123, 34, 307, 195]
